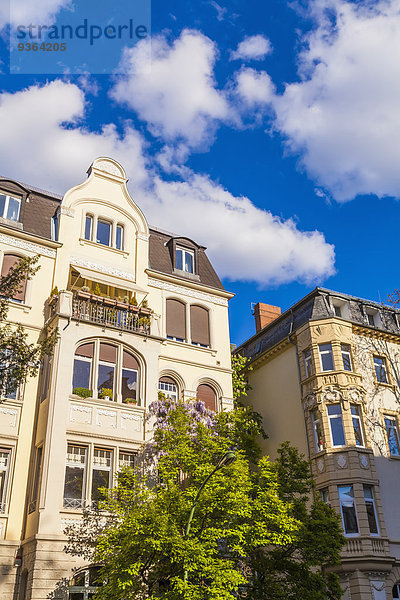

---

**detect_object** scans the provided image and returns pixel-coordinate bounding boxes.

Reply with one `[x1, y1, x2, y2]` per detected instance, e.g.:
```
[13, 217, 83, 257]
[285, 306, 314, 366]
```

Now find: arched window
[72, 341, 141, 405]
[393, 583, 400, 598]
[68, 566, 103, 599]
[1, 254, 27, 302]
[159, 376, 178, 401]
[190, 305, 210, 347]
[166, 299, 186, 342]
[197, 384, 217, 412]
[73, 343, 94, 394]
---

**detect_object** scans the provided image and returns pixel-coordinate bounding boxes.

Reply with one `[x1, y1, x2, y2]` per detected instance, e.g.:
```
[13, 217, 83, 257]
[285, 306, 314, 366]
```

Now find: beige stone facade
[0, 158, 234, 599]
[236, 289, 400, 600]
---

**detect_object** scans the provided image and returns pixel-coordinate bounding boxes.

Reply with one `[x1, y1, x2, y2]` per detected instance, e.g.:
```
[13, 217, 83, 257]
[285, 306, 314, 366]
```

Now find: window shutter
[190, 305, 210, 346]
[166, 299, 186, 339]
[1, 254, 26, 302]
[197, 384, 216, 411]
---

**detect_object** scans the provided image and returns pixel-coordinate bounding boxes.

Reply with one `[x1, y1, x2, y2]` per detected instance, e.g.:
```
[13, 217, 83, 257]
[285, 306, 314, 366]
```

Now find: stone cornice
[146, 269, 234, 300]
[148, 275, 231, 306]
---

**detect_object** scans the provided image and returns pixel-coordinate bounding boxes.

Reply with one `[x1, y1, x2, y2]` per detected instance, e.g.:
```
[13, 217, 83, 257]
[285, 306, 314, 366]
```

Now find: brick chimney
[253, 302, 281, 332]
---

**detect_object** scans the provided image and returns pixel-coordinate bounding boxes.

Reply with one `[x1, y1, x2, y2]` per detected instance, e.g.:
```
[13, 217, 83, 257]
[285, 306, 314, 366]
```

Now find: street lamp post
[183, 450, 236, 585]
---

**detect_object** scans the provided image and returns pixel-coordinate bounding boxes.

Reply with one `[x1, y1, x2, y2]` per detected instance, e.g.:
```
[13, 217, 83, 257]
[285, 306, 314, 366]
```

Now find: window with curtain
[166, 299, 186, 342]
[1, 254, 27, 302]
[197, 384, 217, 411]
[190, 305, 210, 347]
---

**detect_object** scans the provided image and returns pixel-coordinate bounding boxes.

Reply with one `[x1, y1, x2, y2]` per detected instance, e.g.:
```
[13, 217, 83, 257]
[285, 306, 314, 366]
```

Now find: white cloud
[111, 30, 230, 149]
[140, 174, 335, 286]
[0, 80, 335, 286]
[0, 81, 149, 192]
[231, 34, 272, 61]
[1, 0, 72, 29]
[269, 0, 400, 201]
[234, 67, 275, 107]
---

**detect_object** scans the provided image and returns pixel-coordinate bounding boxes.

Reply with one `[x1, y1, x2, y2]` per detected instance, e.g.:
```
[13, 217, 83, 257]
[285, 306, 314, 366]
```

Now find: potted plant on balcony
[123, 397, 137, 405]
[116, 296, 127, 310]
[99, 388, 113, 401]
[104, 296, 116, 307]
[91, 284, 103, 303]
[129, 294, 139, 313]
[73, 387, 92, 398]
[139, 298, 152, 315]
[77, 286, 91, 300]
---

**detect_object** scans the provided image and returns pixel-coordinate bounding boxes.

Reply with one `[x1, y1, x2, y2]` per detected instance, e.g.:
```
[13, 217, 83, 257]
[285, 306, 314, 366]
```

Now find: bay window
[363, 485, 379, 535]
[311, 408, 324, 452]
[327, 404, 346, 447]
[304, 348, 313, 378]
[319, 343, 334, 371]
[121, 351, 138, 403]
[72, 343, 94, 394]
[341, 344, 352, 371]
[351, 405, 365, 447]
[64, 445, 87, 509]
[338, 485, 359, 535]
[97, 343, 116, 399]
[91, 448, 113, 504]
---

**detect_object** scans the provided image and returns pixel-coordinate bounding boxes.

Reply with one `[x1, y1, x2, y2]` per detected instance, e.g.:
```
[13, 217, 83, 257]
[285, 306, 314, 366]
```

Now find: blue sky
[1, 0, 400, 345]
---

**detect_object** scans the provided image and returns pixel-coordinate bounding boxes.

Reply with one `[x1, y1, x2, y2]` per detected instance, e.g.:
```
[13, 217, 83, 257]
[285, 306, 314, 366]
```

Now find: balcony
[47, 291, 152, 335]
[72, 293, 151, 334]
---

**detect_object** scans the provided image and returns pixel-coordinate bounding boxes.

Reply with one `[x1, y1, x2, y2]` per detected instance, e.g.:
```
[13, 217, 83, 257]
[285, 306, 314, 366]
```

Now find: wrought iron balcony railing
[71, 294, 151, 334]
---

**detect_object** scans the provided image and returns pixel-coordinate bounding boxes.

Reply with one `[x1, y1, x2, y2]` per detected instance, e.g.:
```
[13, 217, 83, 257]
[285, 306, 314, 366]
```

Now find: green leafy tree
[243, 443, 345, 600]
[0, 255, 57, 399]
[66, 397, 298, 600]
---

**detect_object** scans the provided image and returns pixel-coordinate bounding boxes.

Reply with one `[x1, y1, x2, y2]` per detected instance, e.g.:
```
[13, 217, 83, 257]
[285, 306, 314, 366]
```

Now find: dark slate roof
[236, 287, 400, 363]
[0, 177, 225, 290]
[148, 228, 225, 290]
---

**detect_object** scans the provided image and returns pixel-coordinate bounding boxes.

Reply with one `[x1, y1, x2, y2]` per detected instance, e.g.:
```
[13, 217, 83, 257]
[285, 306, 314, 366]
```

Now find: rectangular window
[374, 356, 388, 383]
[98, 362, 115, 399]
[319, 343, 334, 371]
[363, 485, 379, 535]
[0, 449, 11, 513]
[96, 219, 112, 246]
[304, 349, 312, 378]
[64, 445, 87, 509]
[176, 247, 194, 273]
[91, 448, 112, 503]
[327, 404, 346, 446]
[351, 405, 365, 447]
[0, 193, 21, 222]
[384, 416, 400, 456]
[116, 225, 123, 250]
[338, 485, 359, 535]
[119, 451, 136, 469]
[121, 368, 138, 403]
[28, 446, 43, 513]
[84, 215, 93, 241]
[0, 349, 18, 399]
[367, 313, 375, 326]
[311, 409, 324, 452]
[72, 356, 92, 393]
[341, 344, 352, 371]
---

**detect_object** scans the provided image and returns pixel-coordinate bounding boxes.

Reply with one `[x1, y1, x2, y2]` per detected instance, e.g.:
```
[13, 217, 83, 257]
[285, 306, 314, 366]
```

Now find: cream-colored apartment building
[236, 290, 400, 600]
[0, 158, 234, 599]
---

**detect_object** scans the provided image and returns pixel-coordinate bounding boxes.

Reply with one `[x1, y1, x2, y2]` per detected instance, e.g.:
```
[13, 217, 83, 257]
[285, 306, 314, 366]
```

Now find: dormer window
[0, 193, 21, 222]
[176, 247, 194, 273]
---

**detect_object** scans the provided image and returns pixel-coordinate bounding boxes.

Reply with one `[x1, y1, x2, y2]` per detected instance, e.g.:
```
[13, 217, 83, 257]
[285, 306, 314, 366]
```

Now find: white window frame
[97, 359, 115, 399]
[351, 404, 365, 447]
[64, 444, 88, 509]
[304, 348, 312, 378]
[327, 404, 346, 447]
[363, 485, 379, 536]
[0, 193, 21, 222]
[374, 355, 388, 384]
[84, 214, 93, 241]
[91, 448, 113, 504]
[318, 343, 334, 372]
[384, 415, 400, 456]
[341, 344, 353, 371]
[118, 451, 137, 470]
[72, 354, 92, 394]
[158, 380, 178, 401]
[116, 224, 124, 250]
[176, 246, 195, 274]
[96, 219, 112, 246]
[0, 448, 11, 513]
[338, 484, 359, 537]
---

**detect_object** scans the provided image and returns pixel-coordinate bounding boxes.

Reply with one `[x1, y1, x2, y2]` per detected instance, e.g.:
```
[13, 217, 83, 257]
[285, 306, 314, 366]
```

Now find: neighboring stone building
[235, 288, 400, 600]
[0, 158, 234, 599]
